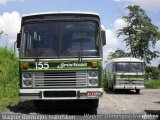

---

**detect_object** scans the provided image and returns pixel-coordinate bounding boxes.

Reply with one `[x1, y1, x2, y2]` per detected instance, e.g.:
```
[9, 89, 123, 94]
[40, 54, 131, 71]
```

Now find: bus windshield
[115, 62, 144, 73]
[21, 21, 100, 58]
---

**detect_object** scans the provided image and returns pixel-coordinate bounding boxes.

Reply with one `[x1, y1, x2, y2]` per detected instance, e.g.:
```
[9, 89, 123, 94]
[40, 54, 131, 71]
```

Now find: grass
[0, 47, 20, 112]
[145, 79, 160, 89]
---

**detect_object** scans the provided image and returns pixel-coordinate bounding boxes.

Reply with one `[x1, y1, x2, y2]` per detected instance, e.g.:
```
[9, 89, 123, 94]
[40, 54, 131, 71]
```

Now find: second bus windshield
[115, 62, 144, 73]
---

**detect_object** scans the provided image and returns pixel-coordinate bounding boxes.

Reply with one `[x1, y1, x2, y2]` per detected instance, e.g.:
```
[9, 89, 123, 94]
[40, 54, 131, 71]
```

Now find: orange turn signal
[91, 62, 97, 68]
[23, 63, 29, 70]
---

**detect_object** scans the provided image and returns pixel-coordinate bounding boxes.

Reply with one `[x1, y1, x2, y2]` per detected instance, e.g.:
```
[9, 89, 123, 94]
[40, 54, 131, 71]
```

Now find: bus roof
[107, 57, 144, 64]
[22, 11, 99, 17]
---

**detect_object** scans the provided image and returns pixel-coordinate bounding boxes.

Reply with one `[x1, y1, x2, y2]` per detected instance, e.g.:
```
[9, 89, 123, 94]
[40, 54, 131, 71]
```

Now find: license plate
[87, 91, 101, 96]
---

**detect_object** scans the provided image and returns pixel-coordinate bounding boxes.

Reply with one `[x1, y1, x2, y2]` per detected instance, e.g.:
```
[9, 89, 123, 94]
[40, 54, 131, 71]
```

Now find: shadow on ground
[7, 100, 97, 115]
[154, 101, 160, 104]
[144, 110, 160, 120]
[104, 89, 142, 95]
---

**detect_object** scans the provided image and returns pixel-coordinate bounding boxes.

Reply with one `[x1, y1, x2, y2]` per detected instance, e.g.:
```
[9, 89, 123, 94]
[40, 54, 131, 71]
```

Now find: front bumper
[19, 88, 103, 100]
[114, 86, 144, 90]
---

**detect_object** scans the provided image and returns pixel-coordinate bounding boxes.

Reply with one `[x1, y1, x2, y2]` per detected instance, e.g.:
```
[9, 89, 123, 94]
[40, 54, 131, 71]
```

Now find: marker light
[23, 63, 29, 70]
[91, 62, 97, 68]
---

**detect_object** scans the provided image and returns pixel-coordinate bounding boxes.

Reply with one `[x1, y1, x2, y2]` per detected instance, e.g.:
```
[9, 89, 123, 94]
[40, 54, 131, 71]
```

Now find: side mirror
[101, 30, 106, 45]
[17, 33, 21, 48]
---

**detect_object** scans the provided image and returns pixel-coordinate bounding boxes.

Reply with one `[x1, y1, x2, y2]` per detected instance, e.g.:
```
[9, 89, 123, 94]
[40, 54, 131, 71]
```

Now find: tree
[108, 49, 130, 59]
[145, 66, 160, 79]
[117, 5, 160, 64]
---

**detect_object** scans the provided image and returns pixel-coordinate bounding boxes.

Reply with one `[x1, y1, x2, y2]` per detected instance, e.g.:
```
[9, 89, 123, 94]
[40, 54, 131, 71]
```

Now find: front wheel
[136, 89, 140, 94]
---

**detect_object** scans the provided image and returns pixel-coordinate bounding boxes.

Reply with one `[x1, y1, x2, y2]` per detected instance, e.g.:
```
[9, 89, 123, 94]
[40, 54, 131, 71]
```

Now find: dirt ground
[1, 89, 160, 120]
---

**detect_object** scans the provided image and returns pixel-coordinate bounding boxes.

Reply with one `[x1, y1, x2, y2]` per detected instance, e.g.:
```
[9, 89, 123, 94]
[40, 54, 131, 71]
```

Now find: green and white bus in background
[16, 11, 106, 109]
[106, 58, 145, 94]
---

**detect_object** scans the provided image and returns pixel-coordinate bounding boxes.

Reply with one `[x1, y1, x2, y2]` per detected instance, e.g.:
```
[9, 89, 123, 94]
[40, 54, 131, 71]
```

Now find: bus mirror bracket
[17, 33, 21, 48]
[101, 30, 106, 45]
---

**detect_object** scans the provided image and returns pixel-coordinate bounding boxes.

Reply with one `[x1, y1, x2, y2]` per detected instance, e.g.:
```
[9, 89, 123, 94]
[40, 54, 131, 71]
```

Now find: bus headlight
[88, 71, 98, 86]
[23, 72, 32, 79]
[23, 80, 32, 86]
[88, 71, 98, 77]
[22, 72, 32, 87]
[89, 79, 98, 86]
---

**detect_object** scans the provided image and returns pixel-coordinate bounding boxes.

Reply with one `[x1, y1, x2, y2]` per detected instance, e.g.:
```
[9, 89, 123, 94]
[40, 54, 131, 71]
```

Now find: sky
[0, 0, 160, 66]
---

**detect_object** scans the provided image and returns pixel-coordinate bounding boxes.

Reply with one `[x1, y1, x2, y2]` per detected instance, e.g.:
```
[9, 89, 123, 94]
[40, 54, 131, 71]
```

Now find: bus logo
[57, 63, 87, 68]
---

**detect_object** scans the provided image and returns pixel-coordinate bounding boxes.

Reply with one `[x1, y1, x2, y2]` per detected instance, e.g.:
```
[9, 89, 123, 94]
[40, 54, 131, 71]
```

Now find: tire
[112, 84, 116, 93]
[136, 89, 140, 94]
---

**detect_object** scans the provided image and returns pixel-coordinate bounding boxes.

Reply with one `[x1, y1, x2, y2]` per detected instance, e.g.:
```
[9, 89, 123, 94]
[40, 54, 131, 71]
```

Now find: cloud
[0, 11, 21, 47]
[103, 28, 118, 60]
[113, 18, 127, 31]
[105, 29, 118, 46]
[133, 0, 160, 11]
[102, 18, 127, 60]
[103, 47, 115, 61]
[102, 18, 127, 47]
[0, 0, 24, 5]
[156, 40, 160, 48]
[113, 0, 160, 11]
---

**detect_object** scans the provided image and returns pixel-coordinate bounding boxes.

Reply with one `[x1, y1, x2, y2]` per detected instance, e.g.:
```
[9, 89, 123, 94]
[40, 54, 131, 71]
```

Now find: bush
[0, 47, 20, 112]
[145, 80, 160, 89]
[102, 74, 108, 91]
[145, 66, 160, 79]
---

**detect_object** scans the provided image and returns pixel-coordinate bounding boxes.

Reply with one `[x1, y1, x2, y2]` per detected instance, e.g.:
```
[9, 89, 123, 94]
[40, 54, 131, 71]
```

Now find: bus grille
[33, 72, 88, 88]
[116, 79, 144, 86]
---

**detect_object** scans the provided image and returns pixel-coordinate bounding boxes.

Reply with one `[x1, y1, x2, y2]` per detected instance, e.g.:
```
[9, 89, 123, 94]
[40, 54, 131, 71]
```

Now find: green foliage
[117, 5, 160, 64]
[145, 80, 160, 89]
[0, 47, 20, 112]
[102, 74, 108, 91]
[108, 49, 131, 59]
[145, 66, 160, 79]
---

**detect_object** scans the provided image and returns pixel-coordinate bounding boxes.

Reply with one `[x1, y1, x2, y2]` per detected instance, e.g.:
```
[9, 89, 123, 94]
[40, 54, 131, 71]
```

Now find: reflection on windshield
[21, 21, 100, 58]
[115, 62, 143, 73]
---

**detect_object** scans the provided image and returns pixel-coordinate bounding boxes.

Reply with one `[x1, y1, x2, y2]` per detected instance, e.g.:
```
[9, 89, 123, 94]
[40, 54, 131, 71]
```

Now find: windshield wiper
[32, 31, 40, 62]
[33, 39, 39, 63]
[78, 33, 84, 62]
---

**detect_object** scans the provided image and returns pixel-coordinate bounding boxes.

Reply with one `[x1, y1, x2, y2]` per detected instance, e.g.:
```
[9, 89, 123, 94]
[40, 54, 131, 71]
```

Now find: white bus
[106, 57, 145, 94]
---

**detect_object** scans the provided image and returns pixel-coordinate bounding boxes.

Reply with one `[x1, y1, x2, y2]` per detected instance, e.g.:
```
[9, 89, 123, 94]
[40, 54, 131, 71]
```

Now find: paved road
[0, 89, 160, 120]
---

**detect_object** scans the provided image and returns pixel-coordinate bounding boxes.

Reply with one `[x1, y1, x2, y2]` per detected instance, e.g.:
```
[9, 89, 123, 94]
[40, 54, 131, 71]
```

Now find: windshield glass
[21, 21, 100, 58]
[115, 62, 144, 73]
